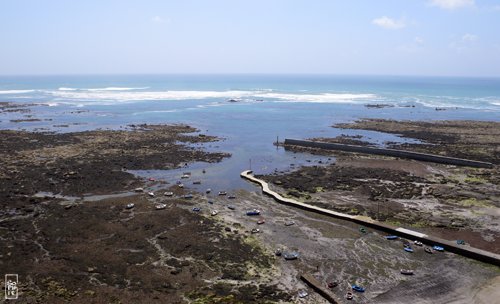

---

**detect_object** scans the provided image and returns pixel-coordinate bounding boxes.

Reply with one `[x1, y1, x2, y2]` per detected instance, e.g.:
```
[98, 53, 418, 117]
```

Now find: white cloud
[461, 33, 478, 42]
[450, 33, 479, 52]
[397, 37, 425, 53]
[414, 36, 424, 44]
[372, 16, 406, 30]
[151, 16, 165, 23]
[429, 0, 475, 10]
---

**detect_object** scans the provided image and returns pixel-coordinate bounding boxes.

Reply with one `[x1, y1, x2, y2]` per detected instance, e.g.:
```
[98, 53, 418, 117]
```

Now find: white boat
[211, 210, 218, 216]
[134, 187, 144, 192]
[414, 240, 423, 246]
[125, 203, 135, 209]
[164, 191, 174, 196]
[148, 192, 155, 197]
[178, 183, 184, 188]
[155, 203, 167, 210]
[206, 188, 212, 194]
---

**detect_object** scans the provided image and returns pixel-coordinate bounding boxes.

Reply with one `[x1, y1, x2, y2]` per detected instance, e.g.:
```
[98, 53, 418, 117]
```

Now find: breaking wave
[48, 90, 377, 104]
[0, 89, 35, 94]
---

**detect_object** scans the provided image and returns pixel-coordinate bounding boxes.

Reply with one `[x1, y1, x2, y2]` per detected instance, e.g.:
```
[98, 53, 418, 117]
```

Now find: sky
[1, 0, 500, 77]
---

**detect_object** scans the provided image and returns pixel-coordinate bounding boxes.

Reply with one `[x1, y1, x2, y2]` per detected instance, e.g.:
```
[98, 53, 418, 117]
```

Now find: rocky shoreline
[263, 119, 500, 254]
[0, 125, 291, 303]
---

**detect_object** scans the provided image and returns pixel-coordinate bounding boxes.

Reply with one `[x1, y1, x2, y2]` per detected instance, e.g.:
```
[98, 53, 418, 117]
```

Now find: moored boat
[351, 285, 365, 292]
[164, 191, 174, 196]
[211, 210, 218, 216]
[385, 235, 398, 240]
[283, 252, 298, 260]
[251, 228, 260, 234]
[155, 203, 167, 210]
[404, 247, 414, 253]
[246, 209, 260, 216]
[400, 269, 414, 275]
[285, 221, 295, 226]
[433, 245, 444, 251]
[346, 292, 354, 300]
[218, 191, 227, 196]
[257, 219, 265, 225]
[424, 247, 433, 254]
[125, 203, 135, 209]
[192, 207, 201, 212]
[414, 240, 423, 246]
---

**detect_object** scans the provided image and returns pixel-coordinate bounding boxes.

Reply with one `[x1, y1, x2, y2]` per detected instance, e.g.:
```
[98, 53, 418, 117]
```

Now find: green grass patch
[459, 198, 492, 208]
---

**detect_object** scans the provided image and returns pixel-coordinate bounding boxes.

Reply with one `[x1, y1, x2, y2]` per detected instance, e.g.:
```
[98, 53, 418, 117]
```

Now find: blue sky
[1, 0, 499, 76]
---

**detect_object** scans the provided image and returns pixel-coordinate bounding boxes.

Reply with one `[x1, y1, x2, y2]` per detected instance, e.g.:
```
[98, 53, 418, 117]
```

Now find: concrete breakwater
[240, 170, 500, 267]
[284, 139, 494, 168]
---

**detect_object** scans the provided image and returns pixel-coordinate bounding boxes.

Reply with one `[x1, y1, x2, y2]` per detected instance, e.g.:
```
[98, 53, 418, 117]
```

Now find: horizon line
[1, 72, 500, 79]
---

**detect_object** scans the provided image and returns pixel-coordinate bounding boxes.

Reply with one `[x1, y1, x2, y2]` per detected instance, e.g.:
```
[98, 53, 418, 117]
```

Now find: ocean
[1, 74, 499, 190]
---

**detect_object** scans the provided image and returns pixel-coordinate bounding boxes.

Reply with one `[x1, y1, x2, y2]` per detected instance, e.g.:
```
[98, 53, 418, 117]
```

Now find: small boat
[283, 252, 299, 260]
[218, 191, 227, 196]
[251, 228, 260, 234]
[298, 290, 308, 298]
[148, 192, 155, 197]
[208, 200, 214, 204]
[155, 203, 167, 210]
[346, 292, 354, 300]
[456, 239, 465, 245]
[257, 219, 265, 225]
[385, 235, 398, 240]
[183, 194, 193, 199]
[433, 245, 444, 252]
[414, 240, 423, 246]
[193, 180, 201, 185]
[211, 210, 218, 216]
[125, 203, 135, 209]
[246, 209, 261, 216]
[164, 191, 174, 197]
[327, 281, 338, 289]
[134, 187, 144, 192]
[148, 177, 155, 182]
[192, 207, 201, 212]
[206, 188, 211, 194]
[424, 247, 433, 254]
[227, 205, 235, 210]
[181, 174, 190, 179]
[228, 195, 236, 199]
[275, 249, 282, 256]
[359, 227, 367, 233]
[400, 269, 414, 275]
[202, 169, 206, 173]
[176, 181, 182, 185]
[351, 285, 365, 292]
[285, 221, 295, 226]
[178, 183, 184, 188]
[404, 247, 414, 253]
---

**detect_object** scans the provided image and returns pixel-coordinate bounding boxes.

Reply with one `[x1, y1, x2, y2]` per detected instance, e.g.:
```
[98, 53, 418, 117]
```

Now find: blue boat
[385, 235, 398, 240]
[192, 207, 201, 212]
[246, 209, 261, 216]
[352, 285, 365, 292]
[404, 247, 414, 253]
[433, 245, 444, 251]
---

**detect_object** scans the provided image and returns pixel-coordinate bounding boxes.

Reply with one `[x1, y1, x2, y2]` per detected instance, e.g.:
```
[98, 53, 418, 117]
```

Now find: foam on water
[0, 89, 35, 94]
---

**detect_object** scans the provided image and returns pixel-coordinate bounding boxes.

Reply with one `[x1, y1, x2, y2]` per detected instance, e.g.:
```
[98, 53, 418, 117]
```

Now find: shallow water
[2, 75, 499, 191]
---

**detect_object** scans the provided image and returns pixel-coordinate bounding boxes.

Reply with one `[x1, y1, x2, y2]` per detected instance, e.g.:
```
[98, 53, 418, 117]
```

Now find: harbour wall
[284, 139, 493, 168]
